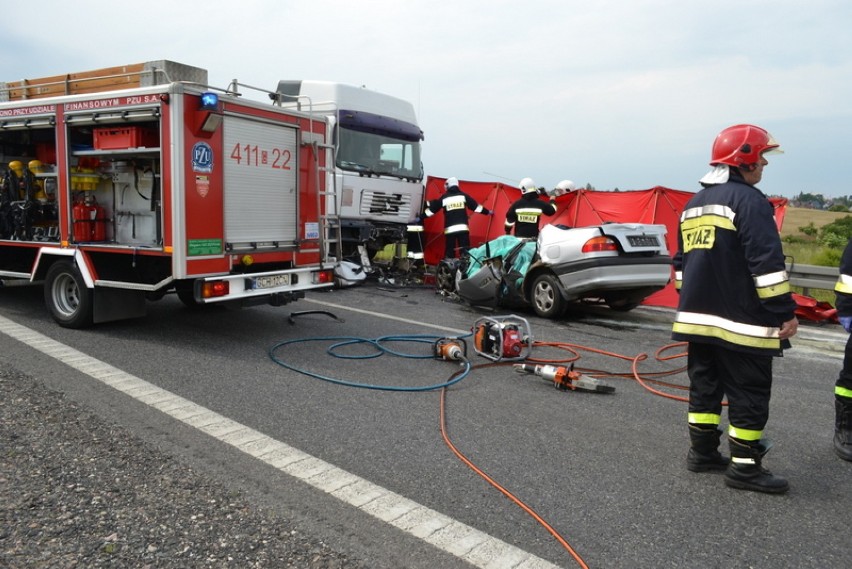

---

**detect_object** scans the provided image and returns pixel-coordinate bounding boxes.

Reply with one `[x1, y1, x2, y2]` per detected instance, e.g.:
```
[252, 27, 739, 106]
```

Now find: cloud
[4, 0, 852, 196]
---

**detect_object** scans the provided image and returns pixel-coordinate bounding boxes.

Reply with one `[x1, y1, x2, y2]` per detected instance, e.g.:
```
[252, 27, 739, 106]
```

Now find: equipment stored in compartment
[0, 61, 337, 328]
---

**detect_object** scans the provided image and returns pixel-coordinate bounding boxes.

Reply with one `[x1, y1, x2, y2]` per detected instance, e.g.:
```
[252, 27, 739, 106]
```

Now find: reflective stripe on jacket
[671, 173, 796, 356]
[504, 195, 557, 238]
[423, 187, 486, 231]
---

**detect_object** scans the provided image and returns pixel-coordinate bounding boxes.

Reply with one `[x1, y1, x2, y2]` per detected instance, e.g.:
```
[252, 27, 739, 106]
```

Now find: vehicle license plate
[627, 235, 660, 247]
[251, 274, 290, 289]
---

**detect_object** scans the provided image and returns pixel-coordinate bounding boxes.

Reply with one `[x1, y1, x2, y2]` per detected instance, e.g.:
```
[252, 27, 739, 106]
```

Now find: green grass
[781, 208, 842, 304]
[783, 241, 823, 265]
[784, 246, 836, 304]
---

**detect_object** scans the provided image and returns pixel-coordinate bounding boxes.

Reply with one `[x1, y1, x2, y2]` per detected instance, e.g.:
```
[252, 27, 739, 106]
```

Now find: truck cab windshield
[336, 126, 422, 182]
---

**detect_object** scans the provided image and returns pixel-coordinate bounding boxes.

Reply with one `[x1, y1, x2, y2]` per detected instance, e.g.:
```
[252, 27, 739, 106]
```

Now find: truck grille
[360, 191, 411, 218]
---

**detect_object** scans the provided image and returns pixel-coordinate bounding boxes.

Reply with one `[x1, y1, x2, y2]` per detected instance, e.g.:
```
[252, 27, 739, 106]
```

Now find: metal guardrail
[786, 262, 838, 295]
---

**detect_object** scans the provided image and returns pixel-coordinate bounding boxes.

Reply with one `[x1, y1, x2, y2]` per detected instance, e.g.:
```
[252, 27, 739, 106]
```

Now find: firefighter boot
[724, 437, 789, 494]
[686, 425, 729, 472]
[835, 396, 852, 462]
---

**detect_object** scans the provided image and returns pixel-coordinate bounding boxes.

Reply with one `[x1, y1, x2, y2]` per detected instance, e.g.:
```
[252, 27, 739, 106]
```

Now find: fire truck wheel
[44, 261, 94, 329]
[176, 284, 203, 308]
[530, 273, 566, 319]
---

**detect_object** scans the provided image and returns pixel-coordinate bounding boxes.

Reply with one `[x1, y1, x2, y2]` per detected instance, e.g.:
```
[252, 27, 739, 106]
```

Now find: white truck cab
[273, 80, 424, 263]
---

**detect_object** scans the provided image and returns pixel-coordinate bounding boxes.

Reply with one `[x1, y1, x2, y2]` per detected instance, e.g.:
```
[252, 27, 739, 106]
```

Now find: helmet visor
[763, 133, 784, 156]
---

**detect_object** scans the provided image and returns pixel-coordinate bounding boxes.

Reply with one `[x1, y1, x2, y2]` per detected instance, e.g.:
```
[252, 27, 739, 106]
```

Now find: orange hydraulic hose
[522, 340, 582, 365]
[432, 340, 701, 566]
[656, 341, 688, 363]
[628, 352, 689, 402]
[439, 361, 590, 569]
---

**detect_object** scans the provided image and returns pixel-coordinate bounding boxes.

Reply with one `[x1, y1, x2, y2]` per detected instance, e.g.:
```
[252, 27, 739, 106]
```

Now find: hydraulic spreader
[514, 362, 615, 393]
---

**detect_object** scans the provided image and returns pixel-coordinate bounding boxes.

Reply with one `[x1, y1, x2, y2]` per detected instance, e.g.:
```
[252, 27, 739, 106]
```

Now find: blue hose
[268, 334, 471, 392]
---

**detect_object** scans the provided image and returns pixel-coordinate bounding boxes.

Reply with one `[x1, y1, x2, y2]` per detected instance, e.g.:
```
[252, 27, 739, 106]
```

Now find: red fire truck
[0, 61, 336, 328]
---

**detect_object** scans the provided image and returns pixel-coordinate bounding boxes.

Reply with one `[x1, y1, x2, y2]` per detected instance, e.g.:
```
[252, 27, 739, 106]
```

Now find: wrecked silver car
[436, 223, 673, 318]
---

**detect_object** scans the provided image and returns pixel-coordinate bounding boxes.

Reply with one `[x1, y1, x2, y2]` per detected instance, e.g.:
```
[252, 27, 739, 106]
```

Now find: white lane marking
[304, 297, 471, 335]
[0, 315, 561, 569]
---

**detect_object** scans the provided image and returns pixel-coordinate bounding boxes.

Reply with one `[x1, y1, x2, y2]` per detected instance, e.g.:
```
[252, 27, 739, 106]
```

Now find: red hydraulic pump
[472, 315, 532, 362]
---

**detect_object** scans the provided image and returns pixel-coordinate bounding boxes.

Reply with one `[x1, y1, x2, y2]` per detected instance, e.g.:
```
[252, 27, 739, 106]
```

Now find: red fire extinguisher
[73, 196, 107, 242]
[91, 198, 106, 242]
[72, 199, 89, 242]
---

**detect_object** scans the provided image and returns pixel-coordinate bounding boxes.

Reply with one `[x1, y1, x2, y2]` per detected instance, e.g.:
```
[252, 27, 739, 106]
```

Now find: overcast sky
[3, 1, 851, 198]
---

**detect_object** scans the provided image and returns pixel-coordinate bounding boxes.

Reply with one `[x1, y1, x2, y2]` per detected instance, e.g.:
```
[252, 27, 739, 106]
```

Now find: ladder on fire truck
[316, 140, 342, 267]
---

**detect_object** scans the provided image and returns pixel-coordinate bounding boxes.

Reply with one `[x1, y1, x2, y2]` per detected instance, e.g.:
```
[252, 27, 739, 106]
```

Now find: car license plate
[627, 235, 660, 247]
[250, 274, 290, 289]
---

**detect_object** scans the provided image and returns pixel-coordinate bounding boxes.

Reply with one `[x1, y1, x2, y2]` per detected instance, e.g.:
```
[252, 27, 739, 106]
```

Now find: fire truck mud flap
[43, 260, 146, 328]
[92, 288, 146, 324]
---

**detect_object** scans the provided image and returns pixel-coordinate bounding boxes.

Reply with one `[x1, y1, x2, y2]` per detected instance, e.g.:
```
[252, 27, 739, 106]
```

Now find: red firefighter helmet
[710, 124, 783, 168]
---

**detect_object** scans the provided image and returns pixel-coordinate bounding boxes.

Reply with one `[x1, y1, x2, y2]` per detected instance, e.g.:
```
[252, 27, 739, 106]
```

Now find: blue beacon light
[200, 92, 219, 110]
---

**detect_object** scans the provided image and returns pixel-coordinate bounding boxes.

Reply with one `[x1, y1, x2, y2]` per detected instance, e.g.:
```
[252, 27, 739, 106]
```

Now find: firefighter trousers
[444, 230, 470, 259]
[687, 342, 773, 433]
[837, 333, 852, 395]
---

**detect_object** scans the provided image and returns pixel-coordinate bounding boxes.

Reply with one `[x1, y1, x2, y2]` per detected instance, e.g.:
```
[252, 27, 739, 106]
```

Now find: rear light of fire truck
[201, 280, 230, 299]
[313, 269, 335, 285]
[581, 236, 619, 253]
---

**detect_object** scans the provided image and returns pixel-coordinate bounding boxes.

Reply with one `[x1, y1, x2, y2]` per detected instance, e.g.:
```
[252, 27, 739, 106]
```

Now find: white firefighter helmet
[444, 177, 459, 191]
[519, 177, 537, 194]
[556, 179, 576, 192]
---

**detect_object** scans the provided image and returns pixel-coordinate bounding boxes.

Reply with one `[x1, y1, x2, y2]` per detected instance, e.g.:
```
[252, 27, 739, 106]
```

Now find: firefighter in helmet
[552, 179, 576, 197]
[423, 177, 492, 259]
[832, 239, 852, 462]
[504, 177, 557, 238]
[672, 124, 798, 494]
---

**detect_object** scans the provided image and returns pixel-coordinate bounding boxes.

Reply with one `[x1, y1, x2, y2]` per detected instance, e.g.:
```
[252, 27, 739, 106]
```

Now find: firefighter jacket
[504, 193, 557, 238]
[835, 239, 852, 317]
[671, 173, 797, 356]
[424, 187, 490, 234]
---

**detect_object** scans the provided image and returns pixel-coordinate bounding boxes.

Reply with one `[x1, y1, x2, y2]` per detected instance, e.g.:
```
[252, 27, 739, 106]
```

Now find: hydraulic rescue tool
[433, 337, 467, 361]
[514, 363, 616, 393]
[472, 315, 532, 361]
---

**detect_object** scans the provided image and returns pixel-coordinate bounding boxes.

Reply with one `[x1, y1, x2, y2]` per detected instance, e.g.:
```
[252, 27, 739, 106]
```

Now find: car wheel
[530, 273, 566, 319]
[44, 260, 94, 329]
[436, 260, 457, 293]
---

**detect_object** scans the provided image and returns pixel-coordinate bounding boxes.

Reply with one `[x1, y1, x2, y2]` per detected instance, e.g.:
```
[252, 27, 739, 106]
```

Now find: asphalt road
[1, 279, 850, 569]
